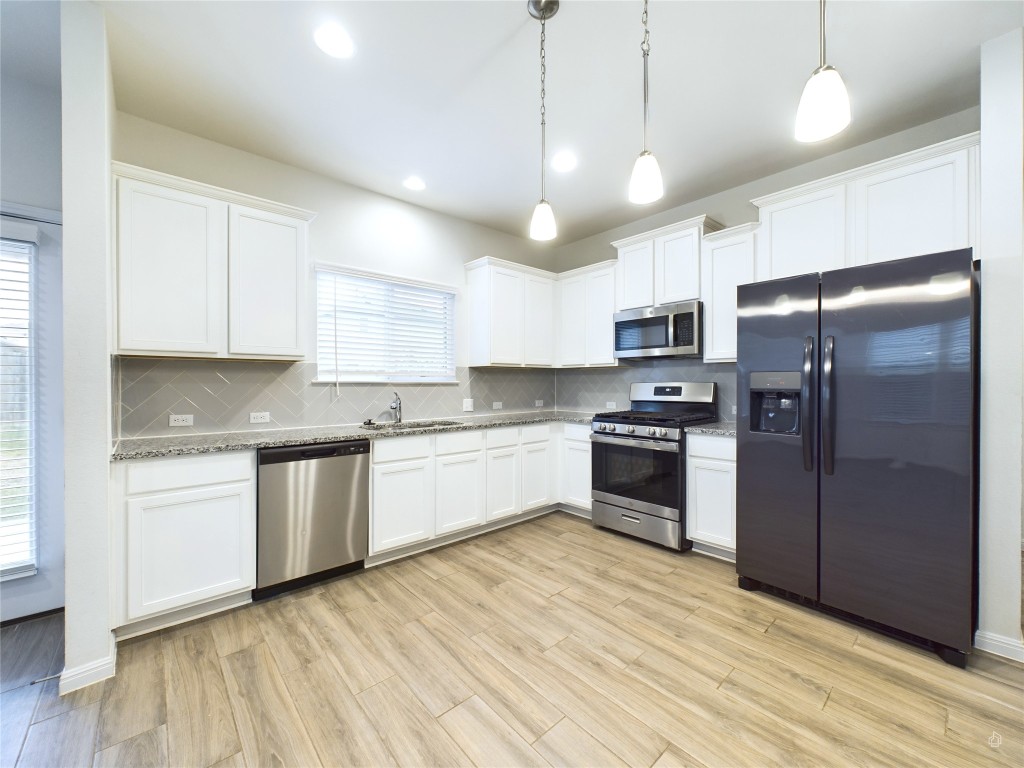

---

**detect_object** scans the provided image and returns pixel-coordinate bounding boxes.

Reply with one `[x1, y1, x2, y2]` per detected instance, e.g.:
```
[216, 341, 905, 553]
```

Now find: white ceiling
[9, 1, 1024, 243]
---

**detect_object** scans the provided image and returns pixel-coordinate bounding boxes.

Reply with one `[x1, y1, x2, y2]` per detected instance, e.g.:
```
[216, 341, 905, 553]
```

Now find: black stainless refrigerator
[736, 249, 978, 667]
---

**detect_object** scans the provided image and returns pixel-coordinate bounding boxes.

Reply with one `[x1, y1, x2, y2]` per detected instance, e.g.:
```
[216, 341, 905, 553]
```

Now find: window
[316, 268, 456, 383]
[1, 237, 36, 579]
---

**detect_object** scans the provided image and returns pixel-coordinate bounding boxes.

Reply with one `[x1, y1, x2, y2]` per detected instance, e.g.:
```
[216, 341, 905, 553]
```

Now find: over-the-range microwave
[613, 300, 702, 359]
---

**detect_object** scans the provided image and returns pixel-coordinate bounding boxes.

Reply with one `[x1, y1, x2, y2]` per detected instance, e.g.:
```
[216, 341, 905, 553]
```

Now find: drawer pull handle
[621, 514, 641, 524]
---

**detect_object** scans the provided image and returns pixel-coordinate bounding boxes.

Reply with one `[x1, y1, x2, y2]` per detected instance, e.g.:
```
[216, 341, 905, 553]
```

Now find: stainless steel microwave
[613, 300, 702, 359]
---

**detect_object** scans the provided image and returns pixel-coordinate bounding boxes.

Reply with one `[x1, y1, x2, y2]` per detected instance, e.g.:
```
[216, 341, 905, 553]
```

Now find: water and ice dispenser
[749, 372, 801, 435]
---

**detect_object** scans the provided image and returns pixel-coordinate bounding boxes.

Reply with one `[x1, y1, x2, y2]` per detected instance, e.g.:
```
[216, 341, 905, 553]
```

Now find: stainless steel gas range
[590, 381, 718, 550]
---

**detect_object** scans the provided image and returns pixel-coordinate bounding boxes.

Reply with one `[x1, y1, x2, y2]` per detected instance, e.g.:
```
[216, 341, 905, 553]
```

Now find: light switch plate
[249, 411, 271, 424]
[605, 401, 616, 409]
[169, 414, 193, 427]
[732, 405, 737, 415]
[535, 400, 544, 407]
[492, 402, 503, 410]
[462, 398, 474, 412]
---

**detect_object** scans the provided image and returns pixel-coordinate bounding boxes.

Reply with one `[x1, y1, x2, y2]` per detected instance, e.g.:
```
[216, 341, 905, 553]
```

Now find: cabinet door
[117, 178, 227, 355]
[372, 459, 434, 553]
[524, 275, 555, 366]
[852, 149, 970, 265]
[655, 229, 700, 305]
[757, 186, 847, 281]
[686, 457, 736, 550]
[557, 276, 587, 366]
[228, 205, 307, 358]
[489, 268, 525, 364]
[126, 482, 254, 619]
[585, 268, 617, 366]
[701, 233, 756, 363]
[562, 439, 592, 510]
[435, 451, 486, 535]
[616, 241, 655, 310]
[486, 446, 521, 521]
[521, 441, 552, 510]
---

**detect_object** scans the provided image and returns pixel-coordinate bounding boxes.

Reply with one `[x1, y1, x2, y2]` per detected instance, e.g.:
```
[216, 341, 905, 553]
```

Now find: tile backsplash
[115, 357, 736, 438]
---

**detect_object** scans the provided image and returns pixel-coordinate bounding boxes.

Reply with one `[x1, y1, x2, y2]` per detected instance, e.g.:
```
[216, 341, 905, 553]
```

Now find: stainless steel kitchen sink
[359, 419, 462, 431]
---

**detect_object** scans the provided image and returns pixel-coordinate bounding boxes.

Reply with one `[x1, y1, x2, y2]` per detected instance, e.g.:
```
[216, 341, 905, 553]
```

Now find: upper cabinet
[114, 164, 315, 360]
[557, 261, 618, 367]
[701, 223, 758, 363]
[752, 134, 978, 280]
[612, 215, 723, 310]
[466, 258, 555, 367]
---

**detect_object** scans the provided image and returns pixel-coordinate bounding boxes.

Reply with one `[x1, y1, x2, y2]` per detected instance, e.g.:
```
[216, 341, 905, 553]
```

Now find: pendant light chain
[641, 0, 651, 152]
[818, 0, 826, 70]
[539, 17, 547, 201]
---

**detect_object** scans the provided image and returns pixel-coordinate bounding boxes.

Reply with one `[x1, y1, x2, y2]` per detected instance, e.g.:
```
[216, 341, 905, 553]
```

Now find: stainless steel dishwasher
[255, 439, 370, 599]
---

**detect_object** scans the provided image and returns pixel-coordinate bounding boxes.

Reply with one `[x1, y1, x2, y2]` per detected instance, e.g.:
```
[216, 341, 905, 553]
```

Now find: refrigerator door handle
[822, 335, 836, 475]
[801, 336, 814, 472]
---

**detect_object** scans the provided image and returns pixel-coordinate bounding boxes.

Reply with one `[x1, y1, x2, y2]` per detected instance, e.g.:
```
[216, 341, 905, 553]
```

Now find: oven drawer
[592, 500, 682, 549]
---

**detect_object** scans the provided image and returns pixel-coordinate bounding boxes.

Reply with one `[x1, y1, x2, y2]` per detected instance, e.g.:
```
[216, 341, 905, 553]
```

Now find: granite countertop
[685, 421, 738, 437]
[111, 410, 597, 461]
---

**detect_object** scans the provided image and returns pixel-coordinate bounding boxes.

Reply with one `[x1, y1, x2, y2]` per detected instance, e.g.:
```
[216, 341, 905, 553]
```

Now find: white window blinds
[1, 238, 36, 580]
[316, 269, 456, 382]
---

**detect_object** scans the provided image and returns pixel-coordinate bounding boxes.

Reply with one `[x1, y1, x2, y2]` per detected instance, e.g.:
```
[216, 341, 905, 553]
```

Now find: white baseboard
[556, 504, 592, 520]
[974, 630, 1024, 662]
[59, 641, 116, 695]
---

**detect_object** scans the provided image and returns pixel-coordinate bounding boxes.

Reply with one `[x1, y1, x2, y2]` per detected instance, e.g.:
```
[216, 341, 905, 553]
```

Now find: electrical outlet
[492, 402, 503, 410]
[168, 414, 193, 427]
[732, 405, 737, 415]
[535, 400, 544, 407]
[605, 401, 616, 409]
[462, 398, 474, 412]
[249, 411, 271, 424]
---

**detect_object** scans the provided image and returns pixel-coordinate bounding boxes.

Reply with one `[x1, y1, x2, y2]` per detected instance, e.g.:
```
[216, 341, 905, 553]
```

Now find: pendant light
[528, 0, 559, 241]
[628, 0, 663, 205]
[795, 0, 851, 143]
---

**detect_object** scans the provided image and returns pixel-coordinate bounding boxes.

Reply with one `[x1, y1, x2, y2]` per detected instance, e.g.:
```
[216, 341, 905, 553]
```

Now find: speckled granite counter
[111, 410, 597, 461]
[685, 421, 737, 437]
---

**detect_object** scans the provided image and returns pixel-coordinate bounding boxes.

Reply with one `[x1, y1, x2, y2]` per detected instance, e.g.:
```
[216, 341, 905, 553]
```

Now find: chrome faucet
[388, 391, 402, 423]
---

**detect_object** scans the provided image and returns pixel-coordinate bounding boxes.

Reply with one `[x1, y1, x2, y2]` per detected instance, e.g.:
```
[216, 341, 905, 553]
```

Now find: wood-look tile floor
[3, 512, 1023, 768]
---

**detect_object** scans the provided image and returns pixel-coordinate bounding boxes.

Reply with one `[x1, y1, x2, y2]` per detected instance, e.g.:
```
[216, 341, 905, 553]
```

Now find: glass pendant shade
[795, 65, 850, 143]
[529, 200, 557, 241]
[628, 151, 664, 204]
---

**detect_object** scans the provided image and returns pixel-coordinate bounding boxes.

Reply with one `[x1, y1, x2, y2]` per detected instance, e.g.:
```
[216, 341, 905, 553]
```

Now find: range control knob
[608, 424, 617, 432]
[647, 427, 656, 436]
[659, 428, 668, 437]
[627, 426, 635, 434]
[598, 423, 607, 431]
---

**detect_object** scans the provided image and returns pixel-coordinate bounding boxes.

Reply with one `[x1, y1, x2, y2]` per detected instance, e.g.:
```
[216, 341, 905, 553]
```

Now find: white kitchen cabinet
[557, 275, 587, 367]
[114, 164, 314, 360]
[115, 451, 256, 624]
[852, 148, 972, 265]
[584, 264, 617, 366]
[467, 258, 555, 367]
[486, 446, 521, 521]
[116, 178, 227, 355]
[557, 262, 618, 367]
[754, 186, 847, 281]
[435, 451, 486, 535]
[372, 458, 435, 553]
[700, 224, 758, 363]
[521, 424, 553, 510]
[613, 216, 723, 310]
[228, 205, 307, 358]
[562, 424, 592, 510]
[686, 434, 736, 552]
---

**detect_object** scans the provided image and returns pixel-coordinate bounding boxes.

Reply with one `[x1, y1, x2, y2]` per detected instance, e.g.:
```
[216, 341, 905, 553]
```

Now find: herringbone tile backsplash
[115, 357, 736, 438]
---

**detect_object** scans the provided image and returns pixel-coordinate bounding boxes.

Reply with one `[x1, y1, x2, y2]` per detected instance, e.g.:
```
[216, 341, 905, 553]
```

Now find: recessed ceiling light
[402, 176, 426, 191]
[314, 21, 354, 59]
[552, 150, 577, 173]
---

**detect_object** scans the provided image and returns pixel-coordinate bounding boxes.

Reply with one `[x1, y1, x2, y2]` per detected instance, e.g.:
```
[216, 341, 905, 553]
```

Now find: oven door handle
[590, 434, 680, 453]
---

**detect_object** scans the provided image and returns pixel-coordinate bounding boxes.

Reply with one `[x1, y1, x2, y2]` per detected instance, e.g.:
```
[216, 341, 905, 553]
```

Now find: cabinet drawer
[520, 423, 551, 444]
[435, 430, 484, 456]
[564, 423, 592, 442]
[486, 427, 520, 448]
[373, 435, 432, 463]
[126, 451, 253, 496]
[687, 434, 736, 462]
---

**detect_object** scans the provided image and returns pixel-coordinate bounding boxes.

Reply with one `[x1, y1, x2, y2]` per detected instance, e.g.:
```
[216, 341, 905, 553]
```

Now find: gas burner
[591, 381, 718, 441]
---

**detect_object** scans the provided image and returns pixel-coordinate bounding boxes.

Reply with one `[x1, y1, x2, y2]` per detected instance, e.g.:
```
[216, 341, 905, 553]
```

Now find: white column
[976, 27, 1024, 661]
[59, 0, 117, 692]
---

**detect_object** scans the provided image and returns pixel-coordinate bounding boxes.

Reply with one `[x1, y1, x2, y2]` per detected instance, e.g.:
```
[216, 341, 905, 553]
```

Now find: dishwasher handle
[259, 439, 371, 466]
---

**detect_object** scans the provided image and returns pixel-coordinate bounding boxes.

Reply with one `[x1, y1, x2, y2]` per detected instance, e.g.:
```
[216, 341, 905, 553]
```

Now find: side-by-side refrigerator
[736, 248, 978, 667]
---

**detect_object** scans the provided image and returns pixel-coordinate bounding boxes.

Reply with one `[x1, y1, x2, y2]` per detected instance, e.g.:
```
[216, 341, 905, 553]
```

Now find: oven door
[590, 434, 683, 520]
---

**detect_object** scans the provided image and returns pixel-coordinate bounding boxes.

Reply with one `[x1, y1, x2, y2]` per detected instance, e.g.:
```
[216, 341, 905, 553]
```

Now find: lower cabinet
[115, 451, 256, 625]
[686, 434, 737, 552]
[562, 424, 592, 510]
[435, 433, 486, 536]
[372, 459, 435, 552]
[486, 446, 521, 521]
[521, 438, 554, 510]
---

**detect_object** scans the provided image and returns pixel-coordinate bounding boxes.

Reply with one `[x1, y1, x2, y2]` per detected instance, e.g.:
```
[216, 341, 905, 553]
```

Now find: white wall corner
[59, 634, 116, 695]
